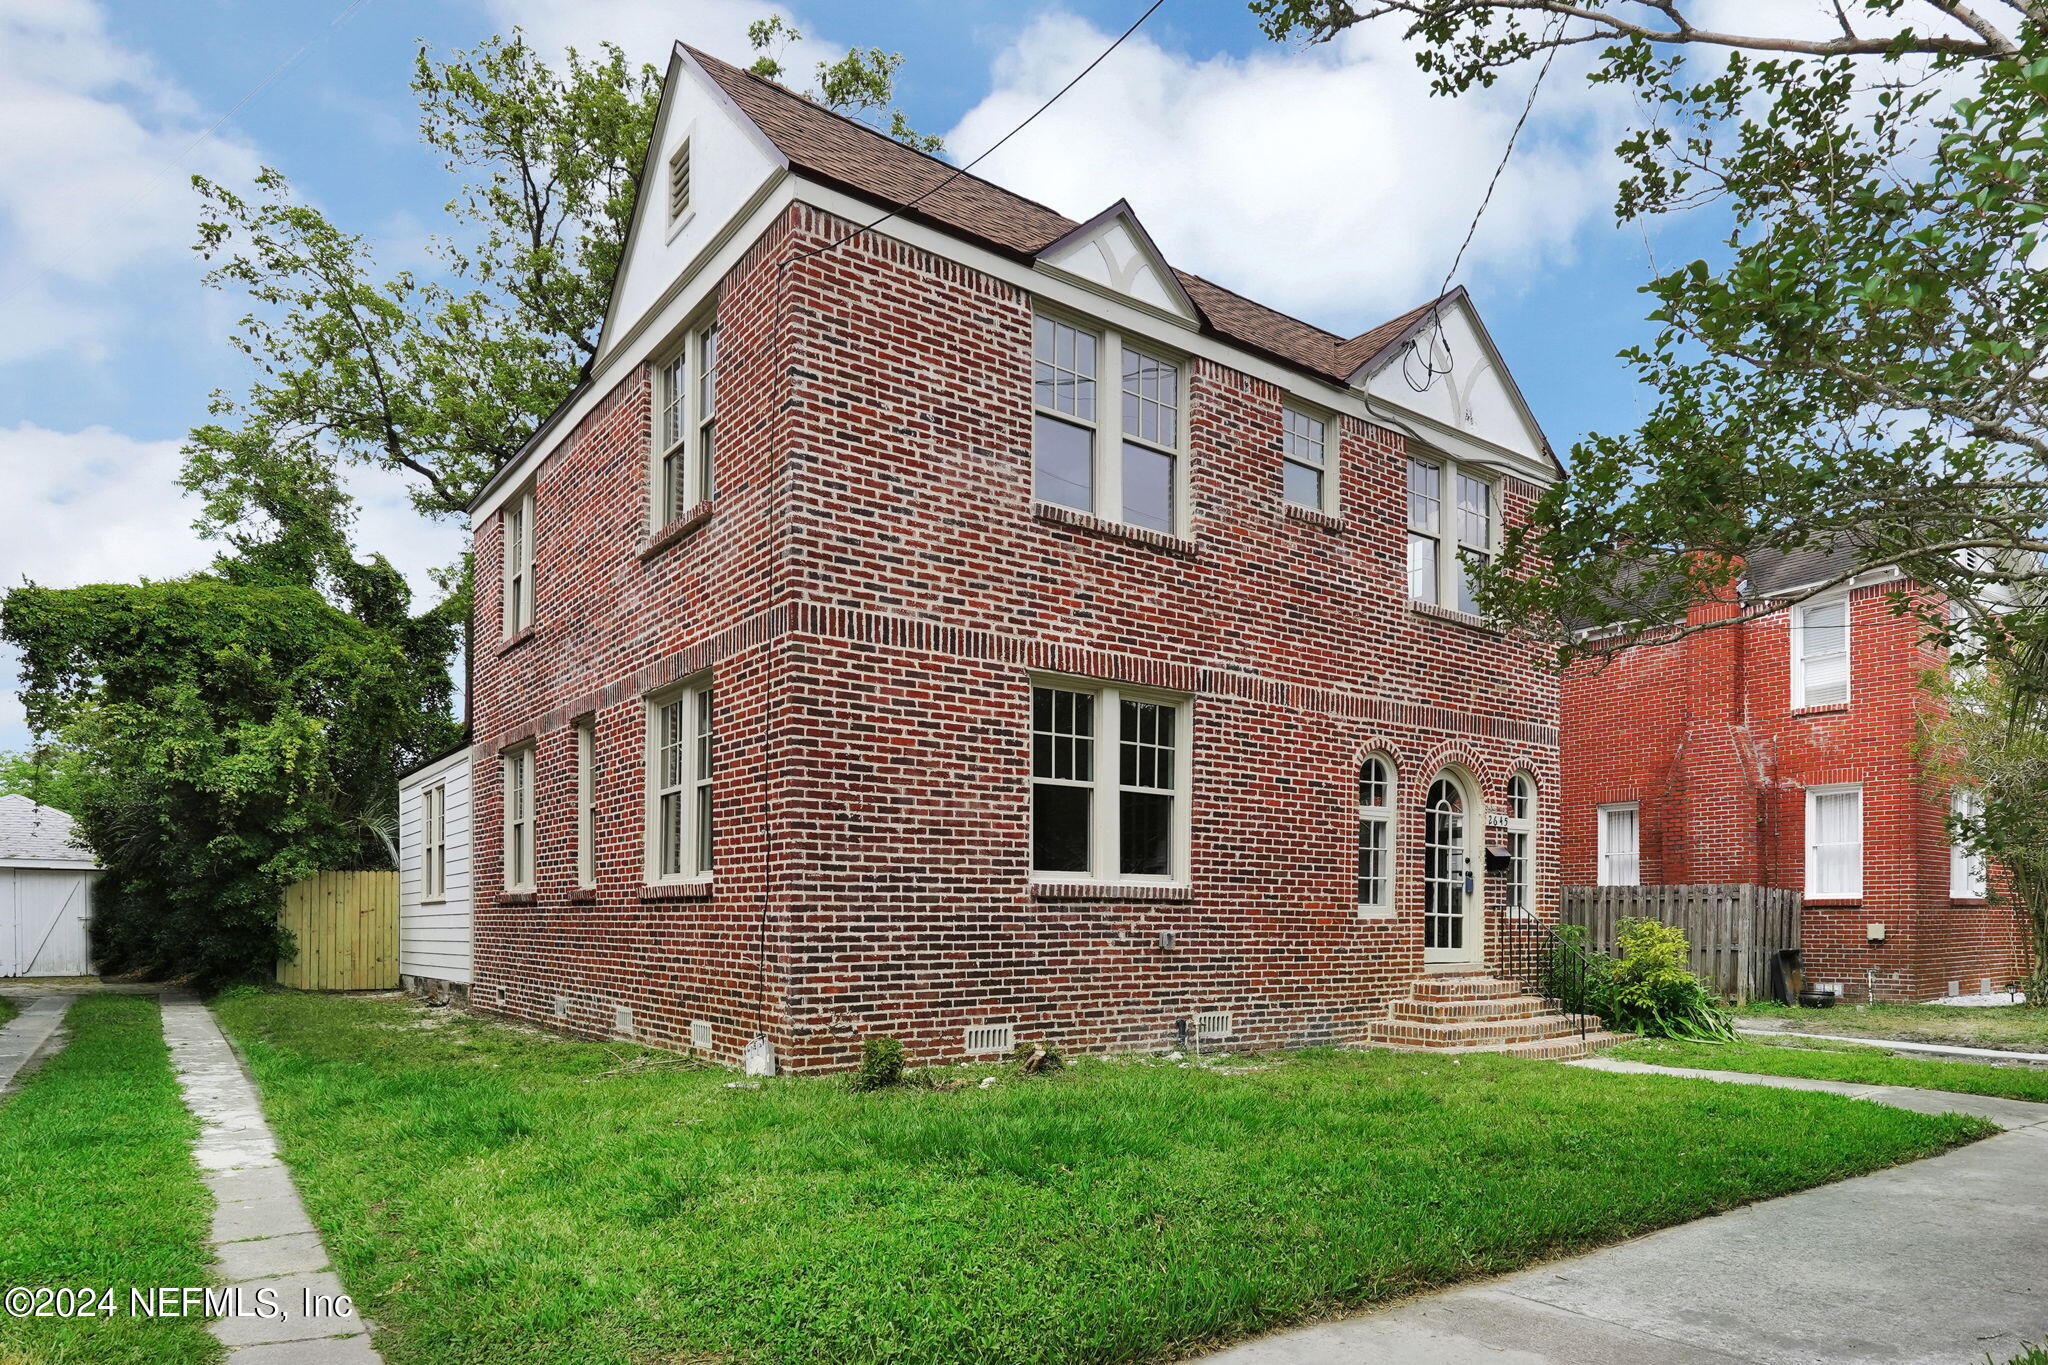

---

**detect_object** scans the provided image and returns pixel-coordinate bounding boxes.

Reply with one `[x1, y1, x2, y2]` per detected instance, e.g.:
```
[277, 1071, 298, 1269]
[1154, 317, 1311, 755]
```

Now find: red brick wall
[468, 204, 1564, 1068]
[1561, 584, 2028, 1000]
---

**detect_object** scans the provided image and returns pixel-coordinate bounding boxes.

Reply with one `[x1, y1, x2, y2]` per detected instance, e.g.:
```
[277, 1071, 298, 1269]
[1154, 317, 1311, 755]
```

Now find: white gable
[1362, 296, 1550, 473]
[595, 52, 785, 366]
[1036, 205, 1195, 322]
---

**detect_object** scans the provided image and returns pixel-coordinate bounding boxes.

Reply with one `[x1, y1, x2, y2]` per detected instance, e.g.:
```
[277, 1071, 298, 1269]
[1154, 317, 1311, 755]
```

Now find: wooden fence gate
[276, 871, 398, 991]
[1561, 883, 1801, 1003]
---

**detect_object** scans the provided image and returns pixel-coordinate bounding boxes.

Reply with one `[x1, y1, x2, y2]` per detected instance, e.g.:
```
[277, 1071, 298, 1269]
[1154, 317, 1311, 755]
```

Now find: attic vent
[963, 1023, 1014, 1056]
[668, 141, 692, 226]
[1195, 1011, 1233, 1042]
[690, 1019, 714, 1051]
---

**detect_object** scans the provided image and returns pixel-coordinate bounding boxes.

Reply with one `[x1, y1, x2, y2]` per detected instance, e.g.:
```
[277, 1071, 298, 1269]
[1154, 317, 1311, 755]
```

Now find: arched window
[1357, 756, 1394, 914]
[1505, 774, 1535, 915]
[1424, 776, 1469, 953]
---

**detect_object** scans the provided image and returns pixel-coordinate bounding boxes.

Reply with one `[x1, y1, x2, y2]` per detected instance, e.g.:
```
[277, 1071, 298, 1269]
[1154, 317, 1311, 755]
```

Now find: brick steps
[1368, 971, 1626, 1062]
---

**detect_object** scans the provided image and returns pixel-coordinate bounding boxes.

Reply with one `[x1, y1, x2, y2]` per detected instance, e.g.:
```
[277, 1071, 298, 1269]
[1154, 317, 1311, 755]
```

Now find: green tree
[1253, 1, 2048, 659]
[0, 746, 89, 816]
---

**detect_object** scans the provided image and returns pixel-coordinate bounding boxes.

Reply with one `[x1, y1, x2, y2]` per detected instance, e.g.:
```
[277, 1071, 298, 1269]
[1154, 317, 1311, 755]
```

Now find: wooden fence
[1561, 883, 1801, 1004]
[276, 871, 398, 991]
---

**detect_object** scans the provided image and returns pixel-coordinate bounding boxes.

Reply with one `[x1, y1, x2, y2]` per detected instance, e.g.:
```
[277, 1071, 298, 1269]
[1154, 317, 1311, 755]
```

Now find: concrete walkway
[1194, 1061, 2048, 1365]
[0, 992, 76, 1094]
[1737, 1023, 2048, 1068]
[160, 992, 382, 1364]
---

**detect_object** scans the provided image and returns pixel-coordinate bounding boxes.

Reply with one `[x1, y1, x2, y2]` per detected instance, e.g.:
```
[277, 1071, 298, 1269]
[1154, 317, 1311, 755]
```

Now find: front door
[1423, 776, 1480, 964]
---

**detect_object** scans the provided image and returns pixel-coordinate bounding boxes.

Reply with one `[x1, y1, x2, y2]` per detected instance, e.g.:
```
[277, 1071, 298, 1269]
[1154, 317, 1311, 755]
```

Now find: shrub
[1543, 922, 1617, 1020]
[850, 1037, 906, 1092]
[1606, 918, 1736, 1042]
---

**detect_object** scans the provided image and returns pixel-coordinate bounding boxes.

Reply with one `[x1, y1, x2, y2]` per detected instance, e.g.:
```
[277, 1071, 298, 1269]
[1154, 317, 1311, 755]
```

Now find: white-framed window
[1030, 679, 1186, 883]
[1805, 784, 1863, 899]
[501, 489, 534, 636]
[667, 140, 692, 227]
[1505, 773, 1535, 913]
[1031, 313, 1184, 535]
[1951, 787, 1987, 899]
[647, 681, 713, 883]
[1283, 407, 1332, 513]
[1356, 754, 1394, 914]
[1597, 802, 1639, 887]
[1792, 596, 1851, 708]
[420, 783, 447, 903]
[574, 719, 596, 890]
[652, 317, 719, 527]
[502, 746, 535, 892]
[1407, 455, 1495, 610]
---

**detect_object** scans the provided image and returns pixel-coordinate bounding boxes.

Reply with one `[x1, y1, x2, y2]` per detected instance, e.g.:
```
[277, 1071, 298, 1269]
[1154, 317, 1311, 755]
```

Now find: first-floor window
[574, 720, 596, 890]
[1283, 407, 1330, 512]
[649, 683, 714, 881]
[1805, 784, 1863, 898]
[1597, 802, 1639, 887]
[1030, 681, 1184, 882]
[1951, 787, 1987, 899]
[421, 783, 447, 901]
[1357, 754, 1393, 912]
[503, 747, 535, 891]
[1505, 773, 1535, 912]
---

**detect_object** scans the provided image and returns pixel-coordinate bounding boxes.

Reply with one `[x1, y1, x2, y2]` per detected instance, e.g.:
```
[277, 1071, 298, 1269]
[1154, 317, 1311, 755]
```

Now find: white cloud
[478, 0, 837, 75]
[948, 14, 1628, 332]
[0, 0, 263, 364]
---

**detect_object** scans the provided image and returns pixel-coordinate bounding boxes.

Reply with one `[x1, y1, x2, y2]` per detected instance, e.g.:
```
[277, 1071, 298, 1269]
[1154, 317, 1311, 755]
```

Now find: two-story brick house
[460, 42, 1585, 1070]
[1560, 547, 2027, 1001]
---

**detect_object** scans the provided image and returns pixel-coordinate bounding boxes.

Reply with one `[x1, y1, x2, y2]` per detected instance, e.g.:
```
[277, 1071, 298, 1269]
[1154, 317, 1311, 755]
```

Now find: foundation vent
[1195, 1011, 1233, 1042]
[963, 1023, 1015, 1056]
[690, 1019, 714, 1051]
[613, 1004, 634, 1037]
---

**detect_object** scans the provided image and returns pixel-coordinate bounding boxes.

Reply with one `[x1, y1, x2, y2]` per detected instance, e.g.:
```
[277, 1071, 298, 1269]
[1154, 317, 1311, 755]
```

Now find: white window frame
[666, 139, 692, 230]
[1356, 754, 1395, 915]
[502, 746, 535, 893]
[1791, 595, 1852, 708]
[1028, 676, 1190, 886]
[1282, 405, 1335, 514]
[1030, 310, 1188, 537]
[574, 719, 596, 891]
[1597, 802, 1639, 887]
[650, 315, 720, 529]
[1407, 453, 1495, 611]
[645, 680, 714, 884]
[501, 489, 534, 637]
[1505, 773, 1536, 914]
[1951, 787, 1987, 899]
[1805, 783, 1864, 900]
[420, 783, 447, 904]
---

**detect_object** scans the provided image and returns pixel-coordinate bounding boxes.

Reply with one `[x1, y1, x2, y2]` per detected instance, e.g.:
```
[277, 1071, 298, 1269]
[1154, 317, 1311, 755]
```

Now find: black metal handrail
[1493, 909, 1606, 1040]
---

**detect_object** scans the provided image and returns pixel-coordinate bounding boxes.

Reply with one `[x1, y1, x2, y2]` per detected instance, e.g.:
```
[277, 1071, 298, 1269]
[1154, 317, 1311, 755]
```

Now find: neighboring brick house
[460, 42, 1577, 1070]
[1559, 548, 2027, 1001]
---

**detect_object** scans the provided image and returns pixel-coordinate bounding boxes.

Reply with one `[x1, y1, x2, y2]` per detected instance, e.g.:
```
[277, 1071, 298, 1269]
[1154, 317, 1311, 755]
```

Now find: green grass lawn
[0, 994, 217, 1365]
[0, 996, 17, 1028]
[1611, 1033, 2048, 1103]
[215, 991, 1990, 1365]
[1737, 1000, 2048, 1051]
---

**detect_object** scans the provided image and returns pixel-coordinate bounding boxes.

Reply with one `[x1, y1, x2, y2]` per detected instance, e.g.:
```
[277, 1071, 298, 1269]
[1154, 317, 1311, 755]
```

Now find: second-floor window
[655, 319, 720, 527]
[1408, 456, 1495, 611]
[1283, 407, 1331, 513]
[1792, 597, 1850, 708]
[501, 490, 534, 636]
[1032, 314, 1182, 535]
[1597, 803, 1639, 887]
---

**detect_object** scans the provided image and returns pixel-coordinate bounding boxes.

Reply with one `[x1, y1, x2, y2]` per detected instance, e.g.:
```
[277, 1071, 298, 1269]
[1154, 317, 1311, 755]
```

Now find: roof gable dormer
[1033, 200, 1198, 323]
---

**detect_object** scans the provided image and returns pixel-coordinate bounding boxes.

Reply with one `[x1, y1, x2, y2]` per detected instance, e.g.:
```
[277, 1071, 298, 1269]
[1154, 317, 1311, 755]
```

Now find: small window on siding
[1356, 755, 1393, 913]
[421, 783, 447, 902]
[1805, 785, 1863, 898]
[1597, 803, 1638, 887]
[1793, 598, 1851, 708]
[1283, 408, 1329, 512]
[1951, 788, 1987, 898]
[503, 747, 536, 892]
[668, 141, 692, 226]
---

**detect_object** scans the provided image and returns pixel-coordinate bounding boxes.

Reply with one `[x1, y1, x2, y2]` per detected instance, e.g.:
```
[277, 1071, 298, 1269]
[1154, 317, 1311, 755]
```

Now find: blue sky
[0, 0, 1698, 751]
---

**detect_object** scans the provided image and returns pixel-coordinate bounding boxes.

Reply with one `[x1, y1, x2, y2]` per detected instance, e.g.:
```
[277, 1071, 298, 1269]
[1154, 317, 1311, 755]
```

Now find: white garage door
[2, 868, 94, 978]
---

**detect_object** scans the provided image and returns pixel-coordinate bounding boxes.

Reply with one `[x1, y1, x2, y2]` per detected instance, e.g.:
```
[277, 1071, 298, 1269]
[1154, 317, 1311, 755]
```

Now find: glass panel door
[1424, 777, 1476, 962]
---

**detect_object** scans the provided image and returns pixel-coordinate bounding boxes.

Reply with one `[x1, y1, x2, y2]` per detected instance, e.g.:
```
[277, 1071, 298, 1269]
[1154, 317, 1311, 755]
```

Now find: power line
[0, 0, 376, 312]
[783, 0, 1169, 269]
[1405, 12, 1568, 393]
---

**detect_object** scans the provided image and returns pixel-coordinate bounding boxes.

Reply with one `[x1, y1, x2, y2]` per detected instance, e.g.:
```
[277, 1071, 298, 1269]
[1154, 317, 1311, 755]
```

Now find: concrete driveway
[1195, 1062, 2048, 1365]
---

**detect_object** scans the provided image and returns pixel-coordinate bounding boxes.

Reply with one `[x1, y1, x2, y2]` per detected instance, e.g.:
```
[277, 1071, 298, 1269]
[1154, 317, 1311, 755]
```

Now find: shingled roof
[684, 45, 1434, 387]
[0, 795, 95, 868]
